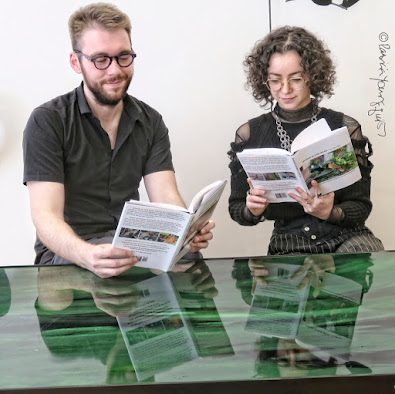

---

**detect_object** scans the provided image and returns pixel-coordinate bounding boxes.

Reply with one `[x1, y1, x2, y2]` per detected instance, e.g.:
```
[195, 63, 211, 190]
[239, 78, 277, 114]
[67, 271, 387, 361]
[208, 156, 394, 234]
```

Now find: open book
[236, 119, 361, 203]
[245, 261, 363, 362]
[245, 262, 311, 339]
[117, 272, 233, 381]
[112, 180, 227, 272]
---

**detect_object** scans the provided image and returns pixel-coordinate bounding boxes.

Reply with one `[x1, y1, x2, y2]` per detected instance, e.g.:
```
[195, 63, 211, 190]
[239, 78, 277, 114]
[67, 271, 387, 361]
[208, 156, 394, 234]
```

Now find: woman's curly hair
[244, 26, 336, 106]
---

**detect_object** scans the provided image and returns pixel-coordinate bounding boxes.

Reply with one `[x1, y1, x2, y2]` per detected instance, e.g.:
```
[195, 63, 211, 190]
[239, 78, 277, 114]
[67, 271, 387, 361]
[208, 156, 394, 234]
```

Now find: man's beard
[81, 68, 132, 107]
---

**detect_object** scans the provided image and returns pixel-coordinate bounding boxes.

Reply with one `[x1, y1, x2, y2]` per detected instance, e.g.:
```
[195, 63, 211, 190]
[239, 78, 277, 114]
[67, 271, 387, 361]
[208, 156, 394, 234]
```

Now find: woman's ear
[70, 52, 82, 74]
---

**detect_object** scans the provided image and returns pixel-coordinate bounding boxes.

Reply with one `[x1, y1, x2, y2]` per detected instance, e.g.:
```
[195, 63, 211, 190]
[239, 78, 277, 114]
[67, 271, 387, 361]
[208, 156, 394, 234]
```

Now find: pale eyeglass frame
[264, 76, 309, 92]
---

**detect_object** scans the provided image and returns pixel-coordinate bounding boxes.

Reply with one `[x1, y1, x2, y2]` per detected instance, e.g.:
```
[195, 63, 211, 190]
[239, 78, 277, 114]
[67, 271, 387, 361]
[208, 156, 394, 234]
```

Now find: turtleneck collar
[274, 100, 319, 123]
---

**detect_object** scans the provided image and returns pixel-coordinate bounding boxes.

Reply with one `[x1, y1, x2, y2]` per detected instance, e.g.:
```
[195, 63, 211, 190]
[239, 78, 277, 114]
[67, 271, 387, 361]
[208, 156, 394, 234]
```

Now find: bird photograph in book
[236, 119, 361, 203]
[112, 180, 227, 272]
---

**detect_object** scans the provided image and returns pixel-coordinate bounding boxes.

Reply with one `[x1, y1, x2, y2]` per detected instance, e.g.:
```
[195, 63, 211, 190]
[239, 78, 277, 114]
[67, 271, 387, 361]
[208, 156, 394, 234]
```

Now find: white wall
[0, 0, 392, 266]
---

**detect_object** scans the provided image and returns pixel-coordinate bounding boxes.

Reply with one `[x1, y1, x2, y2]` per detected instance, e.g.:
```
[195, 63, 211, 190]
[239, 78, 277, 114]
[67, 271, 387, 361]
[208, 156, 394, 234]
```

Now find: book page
[112, 203, 192, 271]
[236, 148, 307, 203]
[293, 127, 361, 196]
[295, 272, 363, 362]
[291, 118, 333, 154]
[117, 274, 198, 381]
[126, 199, 189, 213]
[245, 263, 310, 339]
[175, 180, 227, 260]
[168, 272, 235, 357]
[184, 181, 226, 244]
[187, 180, 227, 213]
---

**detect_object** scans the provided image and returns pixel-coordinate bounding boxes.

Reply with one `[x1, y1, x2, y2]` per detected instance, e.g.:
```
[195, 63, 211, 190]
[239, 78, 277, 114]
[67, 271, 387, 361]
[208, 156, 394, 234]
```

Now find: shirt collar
[123, 93, 142, 120]
[76, 82, 142, 120]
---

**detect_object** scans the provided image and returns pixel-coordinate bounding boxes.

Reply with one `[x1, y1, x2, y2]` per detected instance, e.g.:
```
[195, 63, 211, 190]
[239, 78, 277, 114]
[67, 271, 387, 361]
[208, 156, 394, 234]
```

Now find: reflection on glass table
[1, 252, 395, 393]
[241, 254, 373, 378]
[35, 259, 231, 385]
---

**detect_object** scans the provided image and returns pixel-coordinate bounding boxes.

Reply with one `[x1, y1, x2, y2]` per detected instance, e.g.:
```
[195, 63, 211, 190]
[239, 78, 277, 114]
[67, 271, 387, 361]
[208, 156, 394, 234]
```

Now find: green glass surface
[0, 252, 395, 391]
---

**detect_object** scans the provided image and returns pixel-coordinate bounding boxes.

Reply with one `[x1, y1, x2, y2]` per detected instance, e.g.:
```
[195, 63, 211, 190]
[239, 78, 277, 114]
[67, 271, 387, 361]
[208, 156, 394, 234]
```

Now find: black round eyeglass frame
[74, 50, 137, 70]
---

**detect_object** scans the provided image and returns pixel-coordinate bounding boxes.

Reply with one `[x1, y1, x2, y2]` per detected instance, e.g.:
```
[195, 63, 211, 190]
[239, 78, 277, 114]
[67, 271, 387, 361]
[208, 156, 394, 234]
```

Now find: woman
[228, 26, 383, 255]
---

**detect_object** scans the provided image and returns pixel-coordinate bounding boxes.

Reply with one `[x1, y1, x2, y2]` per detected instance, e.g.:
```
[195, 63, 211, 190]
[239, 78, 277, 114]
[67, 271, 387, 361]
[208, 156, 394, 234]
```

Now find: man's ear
[70, 52, 82, 74]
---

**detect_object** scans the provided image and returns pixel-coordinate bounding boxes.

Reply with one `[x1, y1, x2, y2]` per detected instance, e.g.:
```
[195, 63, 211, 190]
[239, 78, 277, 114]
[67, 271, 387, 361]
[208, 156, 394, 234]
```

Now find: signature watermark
[368, 32, 390, 137]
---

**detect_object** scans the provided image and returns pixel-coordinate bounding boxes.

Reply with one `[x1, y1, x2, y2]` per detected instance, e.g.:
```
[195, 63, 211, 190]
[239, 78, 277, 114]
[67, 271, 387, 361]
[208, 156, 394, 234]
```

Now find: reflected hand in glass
[291, 255, 335, 297]
[247, 255, 335, 297]
[248, 258, 271, 294]
[172, 259, 218, 299]
[37, 266, 141, 317]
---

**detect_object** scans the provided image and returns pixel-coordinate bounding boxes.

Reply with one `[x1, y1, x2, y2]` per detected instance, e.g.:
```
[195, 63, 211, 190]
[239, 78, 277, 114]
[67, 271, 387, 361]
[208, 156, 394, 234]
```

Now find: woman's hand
[291, 255, 335, 298]
[246, 178, 269, 217]
[248, 258, 270, 295]
[289, 180, 334, 220]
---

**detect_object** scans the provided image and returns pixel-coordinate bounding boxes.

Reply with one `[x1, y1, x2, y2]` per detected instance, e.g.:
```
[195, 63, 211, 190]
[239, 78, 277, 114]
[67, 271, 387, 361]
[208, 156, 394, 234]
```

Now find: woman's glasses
[264, 77, 308, 92]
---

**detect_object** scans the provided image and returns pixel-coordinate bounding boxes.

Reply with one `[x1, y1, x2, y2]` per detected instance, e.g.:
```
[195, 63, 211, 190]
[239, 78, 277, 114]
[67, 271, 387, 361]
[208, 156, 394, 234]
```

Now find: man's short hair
[69, 2, 132, 50]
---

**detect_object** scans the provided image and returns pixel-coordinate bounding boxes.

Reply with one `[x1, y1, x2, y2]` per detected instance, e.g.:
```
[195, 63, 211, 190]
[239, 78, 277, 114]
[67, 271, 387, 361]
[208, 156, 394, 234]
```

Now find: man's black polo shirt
[23, 83, 174, 262]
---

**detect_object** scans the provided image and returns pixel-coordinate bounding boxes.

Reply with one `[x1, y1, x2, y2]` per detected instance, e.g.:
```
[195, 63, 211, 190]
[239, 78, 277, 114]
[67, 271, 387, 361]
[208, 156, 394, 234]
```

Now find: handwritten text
[368, 32, 390, 137]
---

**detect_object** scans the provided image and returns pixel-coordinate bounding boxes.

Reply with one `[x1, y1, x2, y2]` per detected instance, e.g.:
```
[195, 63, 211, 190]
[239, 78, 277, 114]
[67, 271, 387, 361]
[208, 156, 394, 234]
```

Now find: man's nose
[106, 58, 122, 73]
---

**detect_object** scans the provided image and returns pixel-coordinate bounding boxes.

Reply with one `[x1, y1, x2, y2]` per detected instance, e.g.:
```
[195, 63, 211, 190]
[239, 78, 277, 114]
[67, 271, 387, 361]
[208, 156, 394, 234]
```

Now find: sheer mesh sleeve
[345, 114, 372, 168]
[326, 115, 373, 227]
[234, 122, 251, 144]
[228, 122, 264, 226]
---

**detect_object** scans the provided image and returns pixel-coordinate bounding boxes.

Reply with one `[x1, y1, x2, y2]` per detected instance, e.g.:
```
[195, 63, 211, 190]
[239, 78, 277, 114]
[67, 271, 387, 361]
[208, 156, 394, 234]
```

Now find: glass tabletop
[1, 252, 395, 392]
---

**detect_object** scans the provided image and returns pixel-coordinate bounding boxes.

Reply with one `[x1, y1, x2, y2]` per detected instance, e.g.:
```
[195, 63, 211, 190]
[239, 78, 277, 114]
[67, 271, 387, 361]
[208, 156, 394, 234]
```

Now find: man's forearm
[144, 170, 187, 208]
[33, 212, 92, 268]
[161, 191, 186, 208]
[32, 210, 138, 278]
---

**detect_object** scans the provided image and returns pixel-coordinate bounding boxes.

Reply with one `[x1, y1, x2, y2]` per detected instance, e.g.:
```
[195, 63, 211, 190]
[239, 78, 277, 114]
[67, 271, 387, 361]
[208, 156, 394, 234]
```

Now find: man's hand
[37, 265, 141, 315]
[81, 244, 138, 279]
[87, 277, 141, 317]
[27, 181, 138, 278]
[172, 259, 218, 299]
[189, 220, 215, 252]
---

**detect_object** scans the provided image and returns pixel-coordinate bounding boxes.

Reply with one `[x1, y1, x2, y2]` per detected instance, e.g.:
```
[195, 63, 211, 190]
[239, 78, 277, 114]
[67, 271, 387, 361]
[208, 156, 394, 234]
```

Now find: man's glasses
[74, 50, 137, 70]
[264, 77, 308, 92]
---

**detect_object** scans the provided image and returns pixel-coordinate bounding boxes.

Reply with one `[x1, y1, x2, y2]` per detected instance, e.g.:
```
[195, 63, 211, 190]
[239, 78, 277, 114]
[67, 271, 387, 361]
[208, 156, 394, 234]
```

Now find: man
[23, 3, 214, 278]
